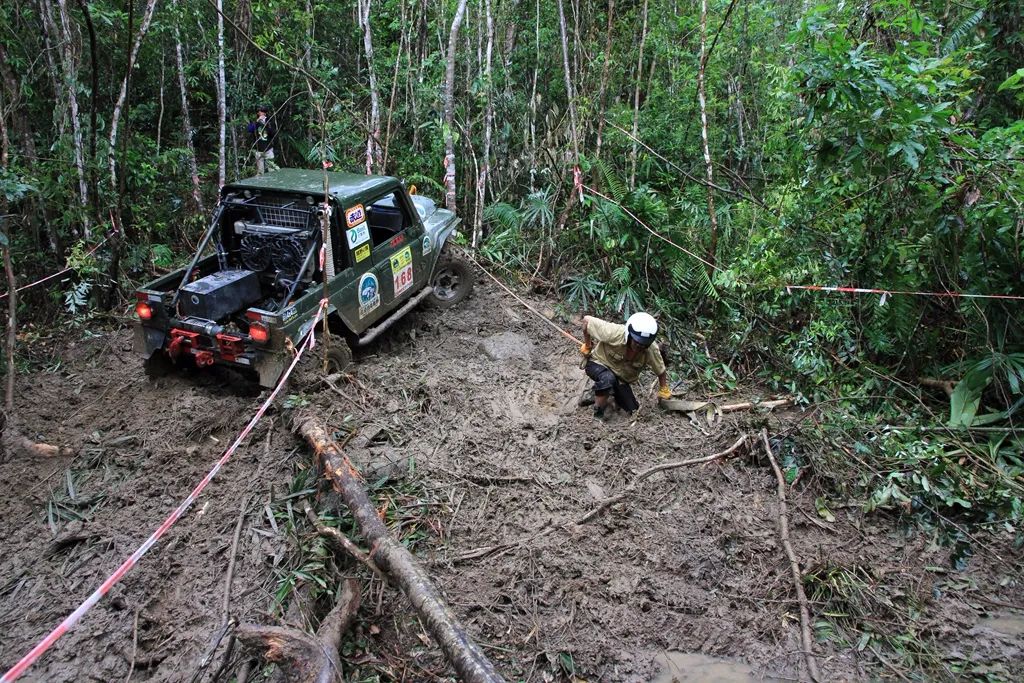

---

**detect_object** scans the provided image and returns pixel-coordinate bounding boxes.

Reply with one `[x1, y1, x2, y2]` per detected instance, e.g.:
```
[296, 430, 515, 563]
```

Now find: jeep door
[362, 190, 426, 309]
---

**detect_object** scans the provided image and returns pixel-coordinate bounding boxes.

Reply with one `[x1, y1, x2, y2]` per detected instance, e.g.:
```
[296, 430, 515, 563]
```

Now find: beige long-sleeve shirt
[584, 315, 666, 383]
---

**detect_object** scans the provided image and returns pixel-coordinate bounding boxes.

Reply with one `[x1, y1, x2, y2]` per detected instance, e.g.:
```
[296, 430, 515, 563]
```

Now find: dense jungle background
[1, 0, 1023, 680]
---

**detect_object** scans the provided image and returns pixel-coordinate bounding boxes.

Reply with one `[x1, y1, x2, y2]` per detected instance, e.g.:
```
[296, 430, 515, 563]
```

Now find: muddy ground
[1, 278, 1022, 682]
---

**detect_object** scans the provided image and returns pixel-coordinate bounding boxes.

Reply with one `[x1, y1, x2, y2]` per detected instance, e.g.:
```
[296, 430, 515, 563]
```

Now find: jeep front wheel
[429, 257, 473, 308]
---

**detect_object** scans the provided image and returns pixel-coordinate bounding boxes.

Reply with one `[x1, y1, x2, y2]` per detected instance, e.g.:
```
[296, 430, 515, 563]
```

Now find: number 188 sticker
[390, 246, 414, 296]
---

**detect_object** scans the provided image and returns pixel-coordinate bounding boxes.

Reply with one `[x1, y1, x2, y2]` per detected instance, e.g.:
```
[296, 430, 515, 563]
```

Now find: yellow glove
[658, 386, 672, 400]
[580, 343, 591, 356]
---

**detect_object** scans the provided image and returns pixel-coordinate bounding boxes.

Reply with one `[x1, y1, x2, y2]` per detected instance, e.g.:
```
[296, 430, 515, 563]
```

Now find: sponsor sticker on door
[346, 223, 370, 249]
[345, 204, 366, 228]
[422, 234, 432, 255]
[358, 272, 380, 318]
[354, 243, 370, 263]
[390, 246, 414, 296]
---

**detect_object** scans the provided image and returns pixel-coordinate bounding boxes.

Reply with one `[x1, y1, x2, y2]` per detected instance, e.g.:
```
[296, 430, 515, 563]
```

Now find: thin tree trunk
[358, 0, 382, 174]
[156, 54, 165, 156]
[292, 412, 503, 683]
[442, 0, 469, 212]
[472, 0, 494, 248]
[553, 0, 581, 235]
[698, 0, 718, 274]
[555, 0, 580, 168]
[173, 0, 204, 213]
[108, 0, 159, 196]
[44, 0, 91, 236]
[594, 0, 615, 165]
[3, 229, 14, 416]
[381, 0, 407, 170]
[74, 0, 100, 224]
[527, 0, 539, 188]
[216, 0, 227, 188]
[628, 0, 648, 190]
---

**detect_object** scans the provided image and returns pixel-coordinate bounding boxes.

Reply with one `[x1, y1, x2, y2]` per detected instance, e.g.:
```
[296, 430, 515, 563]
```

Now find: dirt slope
[1, 279, 1022, 682]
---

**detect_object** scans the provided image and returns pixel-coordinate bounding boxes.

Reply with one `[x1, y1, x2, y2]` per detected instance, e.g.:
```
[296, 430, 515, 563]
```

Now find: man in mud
[580, 312, 672, 418]
[248, 104, 278, 174]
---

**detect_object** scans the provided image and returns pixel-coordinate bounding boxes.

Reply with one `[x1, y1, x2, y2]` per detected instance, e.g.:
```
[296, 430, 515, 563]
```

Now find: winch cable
[0, 227, 117, 302]
[460, 249, 582, 346]
[0, 300, 329, 683]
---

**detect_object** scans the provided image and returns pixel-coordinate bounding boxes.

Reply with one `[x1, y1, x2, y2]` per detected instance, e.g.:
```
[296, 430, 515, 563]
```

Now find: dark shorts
[585, 360, 639, 413]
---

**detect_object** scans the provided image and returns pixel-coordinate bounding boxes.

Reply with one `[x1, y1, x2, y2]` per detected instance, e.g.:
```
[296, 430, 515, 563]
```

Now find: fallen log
[292, 411, 504, 683]
[760, 429, 821, 682]
[237, 578, 360, 683]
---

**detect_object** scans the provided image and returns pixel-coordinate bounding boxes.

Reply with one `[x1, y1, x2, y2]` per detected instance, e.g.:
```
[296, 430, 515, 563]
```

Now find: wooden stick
[719, 397, 793, 413]
[302, 503, 389, 583]
[760, 429, 821, 682]
[577, 434, 748, 524]
[292, 411, 503, 683]
[919, 377, 955, 398]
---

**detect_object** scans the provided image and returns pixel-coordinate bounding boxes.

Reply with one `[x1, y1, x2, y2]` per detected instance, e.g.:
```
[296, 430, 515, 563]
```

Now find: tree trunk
[628, 0, 648, 190]
[42, 0, 91, 236]
[173, 0, 205, 213]
[555, 0, 580, 168]
[472, 0, 494, 248]
[381, 0, 407, 170]
[442, 0, 469, 212]
[553, 0, 581, 235]
[108, 0, 159, 197]
[594, 0, 615, 165]
[697, 0, 718, 275]
[216, 0, 227, 188]
[526, 0, 539, 188]
[358, 0, 382, 174]
[292, 412, 503, 683]
[74, 0, 101, 224]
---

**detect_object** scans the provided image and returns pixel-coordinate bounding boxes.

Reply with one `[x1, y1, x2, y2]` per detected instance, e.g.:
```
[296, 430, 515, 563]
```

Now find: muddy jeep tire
[429, 256, 473, 308]
[288, 333, 352, 390]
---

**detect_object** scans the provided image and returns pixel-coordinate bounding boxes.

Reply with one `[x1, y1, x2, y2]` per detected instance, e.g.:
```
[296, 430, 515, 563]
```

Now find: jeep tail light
[249, 322, 269, 344]
[135, 301, 153, 320]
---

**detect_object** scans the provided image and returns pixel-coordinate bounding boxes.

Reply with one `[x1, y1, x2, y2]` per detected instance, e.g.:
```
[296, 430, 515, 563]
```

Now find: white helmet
[626, 312, 658, 347]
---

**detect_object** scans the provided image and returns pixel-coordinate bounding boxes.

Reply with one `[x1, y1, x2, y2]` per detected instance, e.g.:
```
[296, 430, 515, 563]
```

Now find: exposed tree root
[760, 429, 821, 682]
[236, 578, 360, 683]
[292, 410, 505, 683]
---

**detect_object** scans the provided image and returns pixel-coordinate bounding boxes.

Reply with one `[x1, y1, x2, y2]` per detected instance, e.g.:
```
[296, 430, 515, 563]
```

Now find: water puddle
[981, 613, 1024, 638]
[651, 652, 781, 682]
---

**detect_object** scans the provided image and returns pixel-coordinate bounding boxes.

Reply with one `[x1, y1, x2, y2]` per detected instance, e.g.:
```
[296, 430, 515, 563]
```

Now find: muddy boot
[593, 404, 608, 420]
[579, 388, 596, 407]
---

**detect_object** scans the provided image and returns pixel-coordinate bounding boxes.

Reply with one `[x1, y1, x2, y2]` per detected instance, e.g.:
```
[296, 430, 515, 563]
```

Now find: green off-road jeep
[134, 169, 472, 386]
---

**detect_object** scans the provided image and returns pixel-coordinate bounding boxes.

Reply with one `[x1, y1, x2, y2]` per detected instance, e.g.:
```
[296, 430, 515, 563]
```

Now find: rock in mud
[478, 331, 534, 361]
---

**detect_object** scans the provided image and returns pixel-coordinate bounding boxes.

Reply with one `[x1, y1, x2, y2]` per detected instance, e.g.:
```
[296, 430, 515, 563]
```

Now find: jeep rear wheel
[429, 257, 473, 308]
[284, 333, 353, 391]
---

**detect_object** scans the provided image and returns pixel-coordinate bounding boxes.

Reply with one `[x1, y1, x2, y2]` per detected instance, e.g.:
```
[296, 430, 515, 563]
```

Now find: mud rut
[1, 280, 1022, 682]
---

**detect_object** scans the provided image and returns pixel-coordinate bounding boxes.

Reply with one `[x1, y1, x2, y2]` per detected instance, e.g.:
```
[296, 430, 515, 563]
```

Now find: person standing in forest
[579, 312, 672, 419]
[248, 104, 278, 174]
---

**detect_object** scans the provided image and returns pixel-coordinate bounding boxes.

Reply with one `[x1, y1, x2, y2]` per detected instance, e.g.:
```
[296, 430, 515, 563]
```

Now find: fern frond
[593, 157, 628, 203]
[483, 202, 523, 232]
[942, 9, 983, 56]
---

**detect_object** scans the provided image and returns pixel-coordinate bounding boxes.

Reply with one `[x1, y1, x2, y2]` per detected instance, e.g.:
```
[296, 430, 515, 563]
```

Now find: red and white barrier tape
[785, 284, 1024, 302]
[0, 232, 115, 302]
[0, 300, 328, 682]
